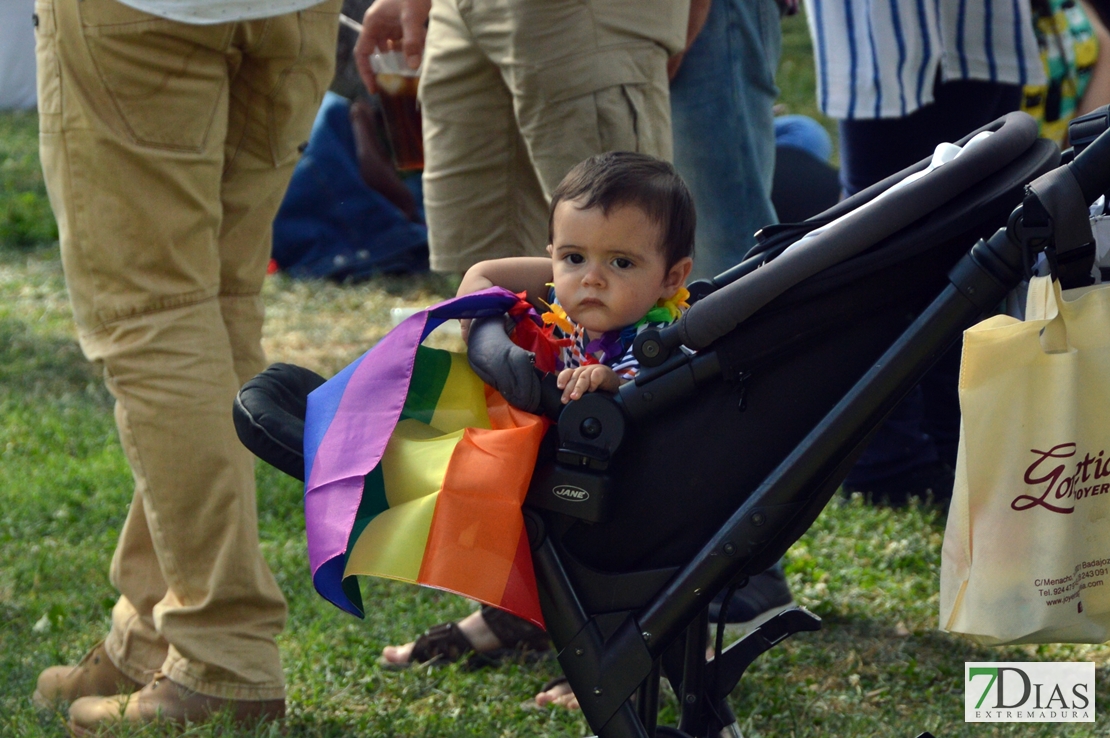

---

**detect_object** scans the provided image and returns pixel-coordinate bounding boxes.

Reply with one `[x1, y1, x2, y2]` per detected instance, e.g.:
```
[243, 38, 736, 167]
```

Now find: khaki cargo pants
[420, 0, 689, 273]
[35, 0, 338, 700]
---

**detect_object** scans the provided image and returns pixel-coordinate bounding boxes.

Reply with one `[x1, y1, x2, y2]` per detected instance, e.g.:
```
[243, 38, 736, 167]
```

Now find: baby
[457, 151, 695, 403]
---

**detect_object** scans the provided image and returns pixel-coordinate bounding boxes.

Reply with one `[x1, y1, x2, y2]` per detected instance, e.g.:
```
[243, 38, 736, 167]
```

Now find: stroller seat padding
[234, 363, 326, 482]
[466, 315, 542, 413]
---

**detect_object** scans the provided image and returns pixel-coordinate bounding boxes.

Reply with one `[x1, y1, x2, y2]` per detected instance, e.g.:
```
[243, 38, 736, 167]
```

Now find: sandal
[379, 605, 551, 670]
[540, 675, 568, 693]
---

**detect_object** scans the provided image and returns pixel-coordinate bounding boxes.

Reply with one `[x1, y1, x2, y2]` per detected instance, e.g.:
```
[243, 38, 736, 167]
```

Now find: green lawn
[3, 13, 1110, 738]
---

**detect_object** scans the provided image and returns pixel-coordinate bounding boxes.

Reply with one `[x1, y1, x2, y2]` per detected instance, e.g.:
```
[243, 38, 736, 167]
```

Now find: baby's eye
[613, 257, 634, 269]
[565, 253, 585, 265]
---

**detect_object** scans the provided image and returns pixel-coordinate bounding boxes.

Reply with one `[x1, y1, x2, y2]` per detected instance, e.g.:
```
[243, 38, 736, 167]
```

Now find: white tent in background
[1, 0, 37, 110]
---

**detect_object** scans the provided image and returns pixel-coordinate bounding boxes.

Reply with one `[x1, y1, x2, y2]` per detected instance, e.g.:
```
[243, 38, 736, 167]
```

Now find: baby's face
[548, 199, 676, 335]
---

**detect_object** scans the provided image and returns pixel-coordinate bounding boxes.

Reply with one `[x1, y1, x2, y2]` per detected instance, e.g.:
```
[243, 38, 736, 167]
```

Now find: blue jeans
[671, 0, 782, 281]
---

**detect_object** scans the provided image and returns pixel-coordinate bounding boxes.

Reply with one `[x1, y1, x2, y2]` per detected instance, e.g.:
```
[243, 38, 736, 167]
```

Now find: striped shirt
[556, 322, 643, 381]
[804, 0, 1047, 119]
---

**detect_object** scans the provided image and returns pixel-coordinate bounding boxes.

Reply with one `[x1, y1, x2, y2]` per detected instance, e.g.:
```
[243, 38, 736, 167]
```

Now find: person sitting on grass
[380, 151, 694, 678]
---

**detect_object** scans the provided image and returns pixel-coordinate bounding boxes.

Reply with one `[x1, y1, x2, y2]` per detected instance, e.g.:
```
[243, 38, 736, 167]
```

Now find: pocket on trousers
[34, 0, 62, 131]
[79, 0, 226, 150]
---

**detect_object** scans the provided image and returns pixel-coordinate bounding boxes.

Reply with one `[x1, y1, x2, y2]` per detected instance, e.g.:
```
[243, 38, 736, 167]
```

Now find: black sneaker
[709, 565, 794, 627]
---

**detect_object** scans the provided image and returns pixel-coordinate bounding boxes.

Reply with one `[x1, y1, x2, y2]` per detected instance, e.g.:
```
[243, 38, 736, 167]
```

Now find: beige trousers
[419, 0, 690, 273]
[35, 0, 338, 700]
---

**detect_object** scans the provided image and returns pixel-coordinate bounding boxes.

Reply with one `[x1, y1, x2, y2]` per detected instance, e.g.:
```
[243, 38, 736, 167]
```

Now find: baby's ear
[546, 243, 554, 256]
[662, 257, 693, 295]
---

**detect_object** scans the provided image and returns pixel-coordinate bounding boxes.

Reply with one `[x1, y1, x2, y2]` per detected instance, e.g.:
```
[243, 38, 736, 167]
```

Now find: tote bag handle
[1025, 275, 1072, 354]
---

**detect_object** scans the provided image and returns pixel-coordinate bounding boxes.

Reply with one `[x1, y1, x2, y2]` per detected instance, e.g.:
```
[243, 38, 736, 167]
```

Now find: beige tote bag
[940, 275, 1110, 645]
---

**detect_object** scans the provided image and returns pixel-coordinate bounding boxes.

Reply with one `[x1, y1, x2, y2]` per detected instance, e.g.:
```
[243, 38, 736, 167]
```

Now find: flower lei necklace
[536, 287, 690, 366]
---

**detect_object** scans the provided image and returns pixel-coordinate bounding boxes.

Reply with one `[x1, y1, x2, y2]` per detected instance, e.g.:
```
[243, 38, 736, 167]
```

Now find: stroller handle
[1069, 106, 1110, 204]
[1019, 105, 1110, 261]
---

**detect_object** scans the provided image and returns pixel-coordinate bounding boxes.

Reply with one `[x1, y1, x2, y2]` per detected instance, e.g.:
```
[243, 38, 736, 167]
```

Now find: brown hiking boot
[32, 641, 144, 709]
[68, 673, 285, 735]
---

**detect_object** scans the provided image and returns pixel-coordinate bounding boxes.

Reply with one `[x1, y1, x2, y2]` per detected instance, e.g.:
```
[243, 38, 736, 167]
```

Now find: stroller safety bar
[1068, 105, 1110, 203]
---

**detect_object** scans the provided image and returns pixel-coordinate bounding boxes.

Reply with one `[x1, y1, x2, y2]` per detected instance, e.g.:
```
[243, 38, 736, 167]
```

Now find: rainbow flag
[304, 288, 550, 627]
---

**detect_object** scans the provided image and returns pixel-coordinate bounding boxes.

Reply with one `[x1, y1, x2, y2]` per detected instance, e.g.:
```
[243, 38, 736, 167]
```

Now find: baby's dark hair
[548, 152, 695, 268]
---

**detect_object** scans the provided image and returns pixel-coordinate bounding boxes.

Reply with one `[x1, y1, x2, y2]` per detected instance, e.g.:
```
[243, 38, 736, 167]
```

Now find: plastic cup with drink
[370, 49, 424, 171]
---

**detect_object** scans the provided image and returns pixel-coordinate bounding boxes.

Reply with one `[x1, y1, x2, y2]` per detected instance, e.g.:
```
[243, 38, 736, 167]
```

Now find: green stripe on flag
[347, 465, 388, 557]
[401, 346, 452, 425]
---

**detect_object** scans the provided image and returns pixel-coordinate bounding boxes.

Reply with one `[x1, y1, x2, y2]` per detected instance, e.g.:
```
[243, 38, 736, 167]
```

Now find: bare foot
[534, 679, 580, 711]
[379, 609, 503, 665]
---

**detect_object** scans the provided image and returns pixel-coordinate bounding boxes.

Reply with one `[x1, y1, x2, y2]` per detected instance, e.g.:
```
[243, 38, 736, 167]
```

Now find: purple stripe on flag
[303, 352, 364, 486]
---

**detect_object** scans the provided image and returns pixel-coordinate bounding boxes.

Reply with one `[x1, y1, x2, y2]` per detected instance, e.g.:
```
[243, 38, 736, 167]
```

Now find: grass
[0, 111, 57, 248]
[3, 12, 1110, 737]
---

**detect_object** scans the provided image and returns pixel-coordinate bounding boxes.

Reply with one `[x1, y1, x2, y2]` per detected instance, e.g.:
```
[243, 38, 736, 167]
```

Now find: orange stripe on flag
[418, 389, 547, 612]
[499, 523, 545, 627]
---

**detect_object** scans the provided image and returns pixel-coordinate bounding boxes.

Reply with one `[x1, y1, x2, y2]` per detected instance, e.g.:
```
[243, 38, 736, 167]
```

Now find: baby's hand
[557, 364, 620, 403]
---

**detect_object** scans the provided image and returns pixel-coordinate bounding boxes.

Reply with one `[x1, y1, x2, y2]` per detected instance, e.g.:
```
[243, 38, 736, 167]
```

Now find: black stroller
[235, 109, 1110, 737]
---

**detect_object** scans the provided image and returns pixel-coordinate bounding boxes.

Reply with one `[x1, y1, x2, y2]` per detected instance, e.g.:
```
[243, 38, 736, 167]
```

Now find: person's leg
[900, 81, 1021, 476]
[535, 677, 581, 710]
[419, 0, 548, 274]
[671, 0, 782, 280]
[103, 492, 170, 685]
[380, 608, 500, 665]
[534, 559, 794, 713]
[216, 7, 341, 390]
[380, 604, 549, 666]
[919, 342, 961, 470]
[471, 0, 678, 196]
[31, 0, 168, 704]
[37, 0, 337, 720]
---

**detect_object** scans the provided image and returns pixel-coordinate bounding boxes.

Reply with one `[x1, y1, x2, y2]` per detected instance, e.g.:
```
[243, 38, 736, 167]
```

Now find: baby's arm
[457, 257, 553, 342]
[556, 364, 621, 403]
[457, 257, 553, 303]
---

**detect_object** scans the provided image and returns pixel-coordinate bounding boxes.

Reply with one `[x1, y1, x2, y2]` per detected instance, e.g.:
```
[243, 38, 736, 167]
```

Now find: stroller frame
[514, 111, 1109, 738]
[234, 109, 1110, 738]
